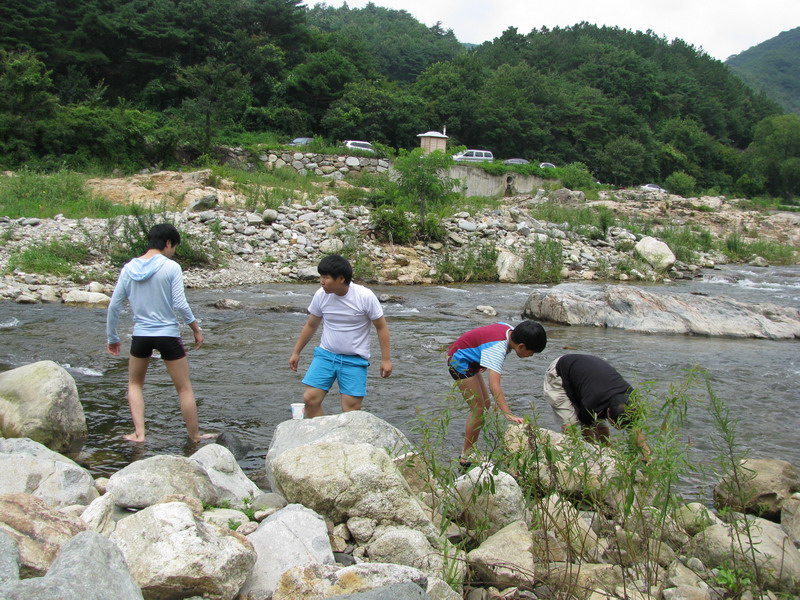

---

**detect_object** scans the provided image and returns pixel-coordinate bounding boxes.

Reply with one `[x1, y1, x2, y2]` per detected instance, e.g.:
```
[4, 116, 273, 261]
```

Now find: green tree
[595, 136, 653, 186]
[391, 147, 456, 228]
[284, 49, 360, 125]
[177, 59, 252, 153]
[321, 79, 425, 148]
[745, 114, 800, 200]
[0, 49, 58, 162]
[664, 171, 697, 197]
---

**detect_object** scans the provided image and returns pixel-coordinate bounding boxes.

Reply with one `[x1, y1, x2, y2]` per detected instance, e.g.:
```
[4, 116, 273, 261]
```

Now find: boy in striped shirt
[448, 320, 547, 464]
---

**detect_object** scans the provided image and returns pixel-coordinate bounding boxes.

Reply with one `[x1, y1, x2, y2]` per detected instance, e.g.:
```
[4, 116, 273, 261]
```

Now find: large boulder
[271, 442, 436, 537]
[454, 465, 528, 538]
[523, 284, 800, 339]
[687, 516, 800, 594]
[503, 425, 622, 506]
[0, 438, 97, 508]
[0, 531, 143, 600]
[466, 521, 537, 589]
[783, 495, 800, 545]
[238, 504, 334, 600]
[0, 530, 20, 584]
[190, 443, 261, 509]
[713, 458, 800, 521]
[265, 411, 411, 491]
[106, 454, 218, 509]
[273, 563, 428, 600]
[109, 501, 256, 600]
[0, 493, 86, 577]
[326, 583, 430, 599]
[634, 236, 676, 271]
[0, 361, 87, 452]
[80, 493, 119, 536]
[496, 251, 524, 282]
[534, 494, 604, 561]
[365, 526, 465, 584]
[61, 290, 110, 307]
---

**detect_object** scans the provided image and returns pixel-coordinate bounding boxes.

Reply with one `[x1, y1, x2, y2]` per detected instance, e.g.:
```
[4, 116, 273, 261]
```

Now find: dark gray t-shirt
[556, 354, 631, 425]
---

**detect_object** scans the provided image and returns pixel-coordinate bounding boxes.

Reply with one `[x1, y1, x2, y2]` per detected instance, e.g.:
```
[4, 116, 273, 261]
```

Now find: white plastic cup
[290, 403, 305, 420]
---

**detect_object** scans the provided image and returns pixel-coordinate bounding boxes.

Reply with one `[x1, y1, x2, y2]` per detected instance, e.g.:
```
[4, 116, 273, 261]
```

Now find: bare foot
[189, 432, 218, 443]
[122, 433, 145, 443]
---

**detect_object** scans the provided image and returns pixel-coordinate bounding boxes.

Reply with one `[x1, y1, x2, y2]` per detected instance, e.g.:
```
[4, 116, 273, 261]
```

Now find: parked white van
[453, 149, 494, 162]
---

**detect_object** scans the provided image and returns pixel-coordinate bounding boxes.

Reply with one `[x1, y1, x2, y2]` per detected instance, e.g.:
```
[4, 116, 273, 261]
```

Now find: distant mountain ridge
[726, 27, 800, 114]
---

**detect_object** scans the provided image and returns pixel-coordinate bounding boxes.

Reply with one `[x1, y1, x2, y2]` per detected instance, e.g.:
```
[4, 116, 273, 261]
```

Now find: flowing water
[1, 264, 798, 499]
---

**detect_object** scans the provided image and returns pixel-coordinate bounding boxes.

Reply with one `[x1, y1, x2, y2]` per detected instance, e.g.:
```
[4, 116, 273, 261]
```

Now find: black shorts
[130, 336, 186, 361]
[448, 359, 482, 380]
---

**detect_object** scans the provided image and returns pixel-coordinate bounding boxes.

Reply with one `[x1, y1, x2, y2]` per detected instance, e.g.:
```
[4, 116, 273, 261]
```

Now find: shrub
[434, 244, 498, 282]
[6, 238, 91, 276]
[105, 208, 217, 269]
[665, 171, 697, 197]
[371, 206, 414, 245]
[558, 162, 595, 190]
[520, 238, 564, 283]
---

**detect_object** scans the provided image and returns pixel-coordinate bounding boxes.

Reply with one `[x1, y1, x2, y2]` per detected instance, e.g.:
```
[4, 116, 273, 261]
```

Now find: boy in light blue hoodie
[106, 223, 214, 443]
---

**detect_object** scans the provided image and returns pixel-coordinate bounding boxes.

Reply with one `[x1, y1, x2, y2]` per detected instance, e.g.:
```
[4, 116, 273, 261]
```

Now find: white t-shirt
[308, 282, 384, 359]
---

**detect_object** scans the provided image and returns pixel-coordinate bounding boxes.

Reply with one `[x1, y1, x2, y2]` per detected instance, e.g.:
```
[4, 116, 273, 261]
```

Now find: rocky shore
[1, 170, 798, 305]
[1, 361, 799, 600]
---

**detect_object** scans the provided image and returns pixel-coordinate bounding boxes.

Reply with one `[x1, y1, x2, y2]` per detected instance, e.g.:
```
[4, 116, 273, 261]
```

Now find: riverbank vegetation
[1, 163, 797, 288]
[407, 369, 798, 597]
[2, 2, 799, 202]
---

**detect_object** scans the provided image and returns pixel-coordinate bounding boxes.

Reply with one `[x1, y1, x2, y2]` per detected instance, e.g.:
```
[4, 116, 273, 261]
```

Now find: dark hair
[317, 254, 353, 285]
[510, 320, 547, 353]
[608, 393, 633, 428]
[148, 223, 181, 250]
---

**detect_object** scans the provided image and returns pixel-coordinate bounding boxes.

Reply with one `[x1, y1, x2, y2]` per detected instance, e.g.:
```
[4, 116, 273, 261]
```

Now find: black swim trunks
[130, 336, 186, 361]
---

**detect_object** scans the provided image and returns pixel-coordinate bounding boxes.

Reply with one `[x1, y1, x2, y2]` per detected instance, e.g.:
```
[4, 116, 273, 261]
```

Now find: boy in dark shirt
[543, 353, 650, 459]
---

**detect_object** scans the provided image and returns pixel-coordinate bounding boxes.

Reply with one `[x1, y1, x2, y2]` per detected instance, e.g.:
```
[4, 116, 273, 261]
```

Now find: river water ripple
[1, 264, 797, 500]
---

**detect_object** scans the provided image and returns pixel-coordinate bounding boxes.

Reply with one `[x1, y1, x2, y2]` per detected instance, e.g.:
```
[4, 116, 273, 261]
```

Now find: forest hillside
[1, 1, 798, 200]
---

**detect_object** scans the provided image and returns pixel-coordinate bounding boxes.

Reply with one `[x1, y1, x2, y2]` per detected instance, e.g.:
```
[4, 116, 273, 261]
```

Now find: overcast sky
[312, 0, 799, 62]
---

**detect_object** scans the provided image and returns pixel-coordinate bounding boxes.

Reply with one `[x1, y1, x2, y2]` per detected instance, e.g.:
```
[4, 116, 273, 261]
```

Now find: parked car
[539, 162, 556, 169]
[343, 140, 375, 153]
[453, 149, 494, 162]
[288, 137, 313, 146]
[503, 158, 529, 165]
[639, 183, 668, 193]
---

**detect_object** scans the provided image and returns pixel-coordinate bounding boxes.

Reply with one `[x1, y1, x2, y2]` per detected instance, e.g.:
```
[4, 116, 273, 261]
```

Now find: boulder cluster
[1, 361, 800, 599]
[1, 169, 798, 305]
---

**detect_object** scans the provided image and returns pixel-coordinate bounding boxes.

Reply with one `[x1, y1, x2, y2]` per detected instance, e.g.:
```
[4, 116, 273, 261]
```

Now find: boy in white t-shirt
[289, 254, 392, 417]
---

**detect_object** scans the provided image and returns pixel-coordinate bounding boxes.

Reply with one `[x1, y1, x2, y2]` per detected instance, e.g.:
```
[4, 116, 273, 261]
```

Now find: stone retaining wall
[216, 147, 391, 180]
[215, 147, 547, 197]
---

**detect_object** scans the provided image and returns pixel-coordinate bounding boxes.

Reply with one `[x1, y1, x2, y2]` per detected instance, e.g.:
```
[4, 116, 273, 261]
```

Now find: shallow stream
[1, 264, 797, 500]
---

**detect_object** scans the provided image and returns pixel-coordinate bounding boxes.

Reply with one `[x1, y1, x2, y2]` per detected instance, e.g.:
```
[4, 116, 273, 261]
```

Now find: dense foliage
[1, 1, 798, 199]
[726, 27, 800, 116]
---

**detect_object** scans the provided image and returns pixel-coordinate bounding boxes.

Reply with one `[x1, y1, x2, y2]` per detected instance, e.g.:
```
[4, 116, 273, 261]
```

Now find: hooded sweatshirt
[106, 253, 196, 344]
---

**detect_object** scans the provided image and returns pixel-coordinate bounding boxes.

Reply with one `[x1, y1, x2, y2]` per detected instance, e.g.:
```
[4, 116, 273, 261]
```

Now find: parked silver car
[453, 149, 494, 162]
[343, 140, 375, 153]
[639, 183, 668, 193]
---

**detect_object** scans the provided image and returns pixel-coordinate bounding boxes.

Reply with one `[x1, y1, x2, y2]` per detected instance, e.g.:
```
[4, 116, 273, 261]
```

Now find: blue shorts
[302, 347, 370, 397]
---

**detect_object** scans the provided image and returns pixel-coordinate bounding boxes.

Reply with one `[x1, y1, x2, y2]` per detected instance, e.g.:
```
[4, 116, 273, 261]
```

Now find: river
[1, 264, 798, 501]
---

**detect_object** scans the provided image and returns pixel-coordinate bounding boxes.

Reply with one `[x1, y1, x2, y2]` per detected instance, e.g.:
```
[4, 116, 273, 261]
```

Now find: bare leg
[124, 356, 150, 442]
[303, 386, 328, 418]
[341, 394, 363, 412]
[164, 356, 215, 442]
[458, 374, 491, 457]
